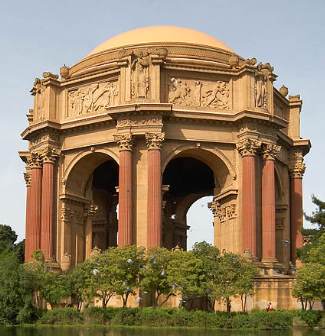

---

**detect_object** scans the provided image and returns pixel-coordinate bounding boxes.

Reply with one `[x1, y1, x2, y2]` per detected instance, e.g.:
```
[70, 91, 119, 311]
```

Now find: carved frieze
[209, 200, 237, 223]
[116, 115, 162, 128]
[68, 81, 118, 117]
[168, 77, 230, 110]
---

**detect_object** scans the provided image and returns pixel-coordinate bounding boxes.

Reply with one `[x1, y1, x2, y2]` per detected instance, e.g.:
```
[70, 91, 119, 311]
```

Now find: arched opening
[91, 160, 119, 250]
[162, 155, 215, 250]
[187, 196, 214, 249]
[63, 152, 119, 264]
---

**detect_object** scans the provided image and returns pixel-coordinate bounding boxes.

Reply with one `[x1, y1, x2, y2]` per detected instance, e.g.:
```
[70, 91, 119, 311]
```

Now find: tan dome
[87, 26, 233, 56]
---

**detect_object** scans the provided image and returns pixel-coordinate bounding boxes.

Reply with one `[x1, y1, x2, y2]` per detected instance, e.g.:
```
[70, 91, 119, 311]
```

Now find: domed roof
[87, 26, 233, 56]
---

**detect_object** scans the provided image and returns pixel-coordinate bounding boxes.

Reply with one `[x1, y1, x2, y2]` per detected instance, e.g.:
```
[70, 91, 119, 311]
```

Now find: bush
[298, 310, 322, 328]
[83, 306, 119, 324]
[38, 308, 83, 325]
[111, 308, 141, 326]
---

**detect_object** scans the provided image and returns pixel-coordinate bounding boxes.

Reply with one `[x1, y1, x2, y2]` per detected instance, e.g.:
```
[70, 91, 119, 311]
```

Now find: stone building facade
[20, 26, 310, 309]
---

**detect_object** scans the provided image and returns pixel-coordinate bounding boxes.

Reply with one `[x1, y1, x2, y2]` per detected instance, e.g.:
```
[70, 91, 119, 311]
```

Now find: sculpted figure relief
[168, 78, 230, 110]
[131, 50, 150, 99]
[68, 81, 118, 117]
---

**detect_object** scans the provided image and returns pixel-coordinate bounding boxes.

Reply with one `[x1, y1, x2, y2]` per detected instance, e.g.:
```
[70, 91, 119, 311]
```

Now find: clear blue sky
[0, 0, 324, 245]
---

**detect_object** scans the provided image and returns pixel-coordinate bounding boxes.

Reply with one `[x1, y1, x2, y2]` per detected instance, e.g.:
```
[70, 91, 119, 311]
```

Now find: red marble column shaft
[29, 163, 42, 258]
[262, 158, 277, 261]
[41, 160, 55, 260]
[118, 149, 133, 246]
[147, 148, 162, 248]
[24, 178, 32, 262]
[290, 176, 303, 262]
[242, 155, 257, 257]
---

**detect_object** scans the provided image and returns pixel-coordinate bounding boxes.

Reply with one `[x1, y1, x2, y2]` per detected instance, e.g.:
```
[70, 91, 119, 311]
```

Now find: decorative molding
[209, 199, 237, 223]
[236, 138, 261, 157]
[168, 77, 230, 110]
[114, 133, 133, 151]
[145, 132, 165, 150]
[24, 171, 31, 187]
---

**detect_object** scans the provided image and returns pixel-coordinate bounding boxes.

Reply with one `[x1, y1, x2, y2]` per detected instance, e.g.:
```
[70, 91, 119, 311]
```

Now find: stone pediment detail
[67, 80, 118, 117]
[168, 77, 230, 110]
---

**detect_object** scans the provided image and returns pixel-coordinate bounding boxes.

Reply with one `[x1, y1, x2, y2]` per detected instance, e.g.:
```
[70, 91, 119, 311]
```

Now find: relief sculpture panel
[67, 81, 118, 117]
[168, 77, 230, 110]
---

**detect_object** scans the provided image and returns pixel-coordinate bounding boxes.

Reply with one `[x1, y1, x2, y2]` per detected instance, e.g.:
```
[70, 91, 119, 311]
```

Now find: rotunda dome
[87, 25, 233, 56]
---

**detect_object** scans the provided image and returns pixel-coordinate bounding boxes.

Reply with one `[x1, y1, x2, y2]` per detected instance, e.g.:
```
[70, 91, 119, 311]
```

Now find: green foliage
[105, 246, 145, 307]
[297, 310, 322, 328]
[41, 272, 71, 308]
[293, 263, 325, 310]
[0, 224, 17, 252]
[0, 250, 24, 324]
[305, 195, 325, 230]
[167, 249, 206, 300]
[140, 247, 174, 306]
[36, 307, 294, 329]
[38, 308, 83, 324]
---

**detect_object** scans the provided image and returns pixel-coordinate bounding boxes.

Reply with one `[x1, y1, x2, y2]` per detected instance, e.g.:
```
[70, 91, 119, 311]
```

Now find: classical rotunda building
[20, 26, 310, 309]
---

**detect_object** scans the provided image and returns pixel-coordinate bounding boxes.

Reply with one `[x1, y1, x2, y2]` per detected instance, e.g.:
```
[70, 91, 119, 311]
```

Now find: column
[24, 168, 32, 262]
[29, 153, 43, 259]
[115, 134, 133, 246]
[40, 150, 57, 260]
[237, 138, 261, 258]
[85, 204, 97, 258]
[261, 143, 281, 263]
[146, 132, 164, 248]
[289, 151, 305, 263]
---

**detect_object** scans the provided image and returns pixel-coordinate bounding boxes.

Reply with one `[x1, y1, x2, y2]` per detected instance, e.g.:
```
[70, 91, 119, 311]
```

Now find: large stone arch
[64, 149, 119, 198]
[162, 145, 236, 194]
[161, 146, 236, 250]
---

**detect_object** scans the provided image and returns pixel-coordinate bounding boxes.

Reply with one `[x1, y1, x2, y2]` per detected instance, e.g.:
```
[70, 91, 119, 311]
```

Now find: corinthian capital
[30, 152, 43, 168]
[24, 171, 31, 187]
[145, 132, 165, 150]
[41, 147, 59, 164]
[236, 138, 261, 157]
[289, 151, 305, 178]
[262, 143, 281, 160]
[114, 133, 133, 151]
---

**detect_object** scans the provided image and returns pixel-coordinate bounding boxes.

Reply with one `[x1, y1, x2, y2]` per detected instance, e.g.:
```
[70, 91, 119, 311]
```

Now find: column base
[259, 259, 285, 276]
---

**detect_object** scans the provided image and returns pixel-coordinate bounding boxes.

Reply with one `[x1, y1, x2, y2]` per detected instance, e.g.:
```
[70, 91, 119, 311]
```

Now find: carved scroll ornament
[145, 132, 165, 150]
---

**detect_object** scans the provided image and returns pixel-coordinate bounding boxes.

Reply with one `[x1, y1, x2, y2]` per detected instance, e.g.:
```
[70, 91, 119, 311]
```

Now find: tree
[192, 241, 220, 310]
[87, 250, 118, 308]
[41, 272, 71, 308]
[304, 195, 325, 231]
[212, 252, 244, 313]
[0, 250, 24, 324]
[0, 224, 17, 252]
[140, 247, 174, 307]
[68, 259, 96, 310]
[167, 249, 206, 306]
[293, 262, 325, 310]
[235, 258, 259, 312]
[107, 246, 145, 307]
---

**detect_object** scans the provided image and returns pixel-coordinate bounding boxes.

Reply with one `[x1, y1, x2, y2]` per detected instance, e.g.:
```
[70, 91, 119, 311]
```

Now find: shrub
[38, 308, 83, 325]
[83, 306, 119, 324]
[111, 308, 141, 326]
[298, 310, 322, 328]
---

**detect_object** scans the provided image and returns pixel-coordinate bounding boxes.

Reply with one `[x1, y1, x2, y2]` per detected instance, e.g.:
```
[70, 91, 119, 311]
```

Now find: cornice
[292, 138, 311, 156]
[21, 121, 60, 140]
